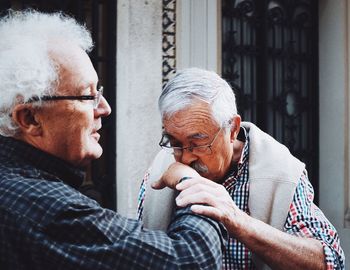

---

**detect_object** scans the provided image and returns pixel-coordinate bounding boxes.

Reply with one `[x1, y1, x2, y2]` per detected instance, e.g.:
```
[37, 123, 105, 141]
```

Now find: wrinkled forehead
[49, 41, 98, 94]
[162, 101, 219, 135]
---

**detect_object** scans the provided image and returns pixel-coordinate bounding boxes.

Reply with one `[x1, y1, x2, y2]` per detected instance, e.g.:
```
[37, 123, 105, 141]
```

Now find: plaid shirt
[0, 135, 227, 270]
[138, 129, 345, 270]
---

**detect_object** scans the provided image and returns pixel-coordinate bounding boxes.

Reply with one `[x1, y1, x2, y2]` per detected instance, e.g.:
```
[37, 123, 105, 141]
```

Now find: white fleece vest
[142, 122, 305, 269]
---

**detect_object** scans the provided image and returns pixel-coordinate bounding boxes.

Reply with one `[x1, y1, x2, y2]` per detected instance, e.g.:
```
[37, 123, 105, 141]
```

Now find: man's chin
[90, 142, 103, 157]
[73, 147, 103, 168]
[92, 146, 103, 159]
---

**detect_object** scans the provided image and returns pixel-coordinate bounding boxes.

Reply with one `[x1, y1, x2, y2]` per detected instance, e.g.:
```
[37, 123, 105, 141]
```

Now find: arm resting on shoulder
[40, 199, 227, 270]
[175, 177, 344, 270]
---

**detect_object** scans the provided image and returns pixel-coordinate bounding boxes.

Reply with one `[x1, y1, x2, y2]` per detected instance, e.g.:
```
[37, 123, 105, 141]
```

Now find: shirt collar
[0, 135, 85, 189]
[222, 127, 250, 188]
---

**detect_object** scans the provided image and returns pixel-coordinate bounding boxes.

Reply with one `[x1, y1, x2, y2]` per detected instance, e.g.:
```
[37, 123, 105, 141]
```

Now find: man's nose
[178, 148, 198, 165]
[94, 96, 111, 117]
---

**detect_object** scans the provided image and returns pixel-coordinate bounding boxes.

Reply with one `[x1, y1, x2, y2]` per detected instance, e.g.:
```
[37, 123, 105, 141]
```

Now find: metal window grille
[162, 0, 177, 86]
[222, 0, 319, 202]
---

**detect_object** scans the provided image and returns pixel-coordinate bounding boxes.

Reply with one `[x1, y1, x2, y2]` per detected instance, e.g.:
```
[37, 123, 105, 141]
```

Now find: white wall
[176, 0, 220, 72]
[319, 0, 350, 266]
[116, 0, 162, 218]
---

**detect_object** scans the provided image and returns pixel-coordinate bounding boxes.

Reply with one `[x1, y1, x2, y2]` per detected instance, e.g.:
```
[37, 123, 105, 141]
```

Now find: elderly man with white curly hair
[0, 10, 228, 270]
[137, 68, 345, 270]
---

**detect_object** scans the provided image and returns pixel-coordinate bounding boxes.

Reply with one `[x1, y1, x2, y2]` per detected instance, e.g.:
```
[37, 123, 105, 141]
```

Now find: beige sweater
[142, 122, 305, 269]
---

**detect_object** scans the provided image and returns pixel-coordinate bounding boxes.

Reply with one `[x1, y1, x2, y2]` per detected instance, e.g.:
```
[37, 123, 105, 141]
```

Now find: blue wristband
[179, 176, 193, 183]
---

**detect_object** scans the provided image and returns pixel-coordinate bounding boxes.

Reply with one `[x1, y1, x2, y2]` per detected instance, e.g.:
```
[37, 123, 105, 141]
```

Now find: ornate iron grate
[222, 0, 319, 202]
[162, 0, 177, 86]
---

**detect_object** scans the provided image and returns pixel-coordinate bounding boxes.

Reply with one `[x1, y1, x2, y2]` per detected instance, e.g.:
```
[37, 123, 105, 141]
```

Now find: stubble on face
[190, 161, 209, 174]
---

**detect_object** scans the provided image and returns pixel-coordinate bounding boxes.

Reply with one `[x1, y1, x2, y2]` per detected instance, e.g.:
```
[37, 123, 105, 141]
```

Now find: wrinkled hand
[175, 177, 248, 238]
[152, 162, 200, 189]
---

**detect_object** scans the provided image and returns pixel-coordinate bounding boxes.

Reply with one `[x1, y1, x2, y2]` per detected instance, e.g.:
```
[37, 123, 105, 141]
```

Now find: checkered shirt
[0, 135, 227, 270]
[138, 129, 345, 270]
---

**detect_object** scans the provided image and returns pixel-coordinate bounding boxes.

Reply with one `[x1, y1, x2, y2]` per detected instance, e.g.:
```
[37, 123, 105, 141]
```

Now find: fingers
[175, 177, 246, 237]
[154, 162, 201, 190]
[176, 177, 228, 201]
[190, 205, 222, 221]
[176, 176, 220, 191]
[175, 177, 237, 215]
[176, 183, 222, 205]
[176, 179, 230, 209]
[176, 189, 219, 208]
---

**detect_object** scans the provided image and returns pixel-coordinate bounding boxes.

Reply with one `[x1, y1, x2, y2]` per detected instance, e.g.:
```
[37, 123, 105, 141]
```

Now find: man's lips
[91, 127, 101, 141]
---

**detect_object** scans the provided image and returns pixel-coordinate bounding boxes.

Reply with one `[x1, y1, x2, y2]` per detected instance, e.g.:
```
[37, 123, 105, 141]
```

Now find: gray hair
[159, 68, 238, 127]
[0, 10, 93, 136]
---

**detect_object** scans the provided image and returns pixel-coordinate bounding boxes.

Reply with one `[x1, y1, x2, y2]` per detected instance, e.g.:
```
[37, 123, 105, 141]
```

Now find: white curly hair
[159, 68, 238, 128]
[0, 10, 93, 136]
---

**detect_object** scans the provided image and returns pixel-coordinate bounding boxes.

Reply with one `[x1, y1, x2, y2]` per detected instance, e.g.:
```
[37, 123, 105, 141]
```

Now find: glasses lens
[160, 135, 178, 155]
[159, 135, 171, 148]
[159, 133, 215, 156]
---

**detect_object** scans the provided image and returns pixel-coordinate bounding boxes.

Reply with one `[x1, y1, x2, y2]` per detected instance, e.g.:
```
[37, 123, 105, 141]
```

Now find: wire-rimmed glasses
[159, 127, 223, 156]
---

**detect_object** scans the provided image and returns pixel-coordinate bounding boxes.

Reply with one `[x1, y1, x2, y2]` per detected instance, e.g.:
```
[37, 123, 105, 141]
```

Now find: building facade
[0, 0, 348, 265]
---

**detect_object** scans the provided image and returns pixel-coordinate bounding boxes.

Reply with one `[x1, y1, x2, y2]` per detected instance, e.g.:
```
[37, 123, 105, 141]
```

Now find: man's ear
[11, 104, 42, 136]
[230, 115, 241, 141]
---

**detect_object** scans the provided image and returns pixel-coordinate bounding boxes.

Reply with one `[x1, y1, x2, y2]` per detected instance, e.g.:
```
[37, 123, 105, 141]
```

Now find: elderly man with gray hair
[0, 11, 228, 270]
[138, 68, 345, 270]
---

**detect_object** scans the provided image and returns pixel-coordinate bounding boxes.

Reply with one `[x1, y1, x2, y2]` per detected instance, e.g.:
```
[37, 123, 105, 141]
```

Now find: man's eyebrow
[161, 128, 209, 140]
[188, 133, 209, 140]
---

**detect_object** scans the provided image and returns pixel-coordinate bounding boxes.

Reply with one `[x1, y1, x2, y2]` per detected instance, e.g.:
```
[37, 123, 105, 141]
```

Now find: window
[222, 0, 319, 202]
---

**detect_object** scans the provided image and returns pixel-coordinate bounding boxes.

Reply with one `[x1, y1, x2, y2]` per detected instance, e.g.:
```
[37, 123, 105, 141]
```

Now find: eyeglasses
[159, 127, 223, 156]
[26, 86, 104, 109]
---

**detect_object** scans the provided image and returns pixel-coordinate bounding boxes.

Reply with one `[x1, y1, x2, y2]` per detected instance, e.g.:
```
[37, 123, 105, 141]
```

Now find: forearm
[235, 213, 326, 270]
[46, 204, 226, 270]
[117, 207, 226, 270]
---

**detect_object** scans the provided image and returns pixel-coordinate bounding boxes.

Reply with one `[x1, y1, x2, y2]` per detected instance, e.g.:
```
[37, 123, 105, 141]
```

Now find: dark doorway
[222, 0, 319, 202]
[0, 0, 117, 210]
